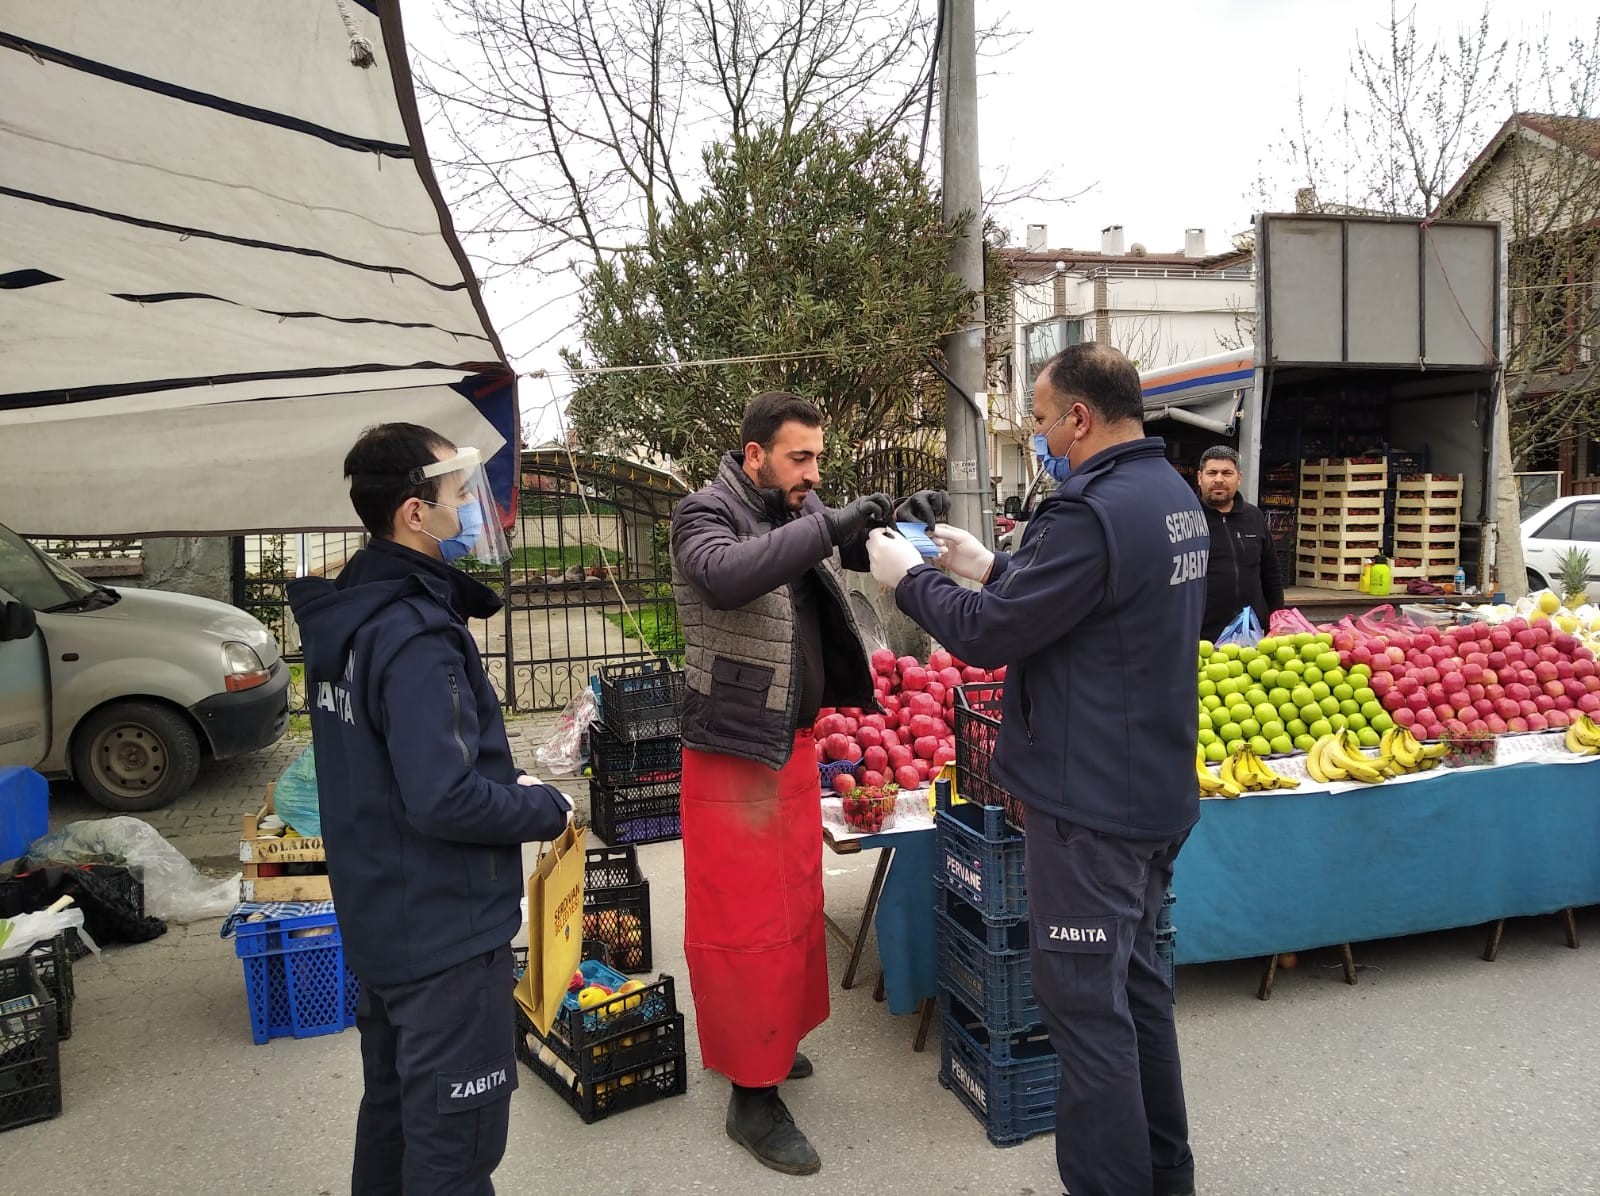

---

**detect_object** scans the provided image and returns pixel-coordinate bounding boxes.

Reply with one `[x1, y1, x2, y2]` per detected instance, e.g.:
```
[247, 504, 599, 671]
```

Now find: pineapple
[1557, 547, 1592, 609]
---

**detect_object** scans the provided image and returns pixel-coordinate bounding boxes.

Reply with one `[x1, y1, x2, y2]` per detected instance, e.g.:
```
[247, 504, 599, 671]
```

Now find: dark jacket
[287, 539, 570, 987]
[895, 437, 1208, 841]
[670, 452, 877, 770]
[1200, 499, 1283, 642]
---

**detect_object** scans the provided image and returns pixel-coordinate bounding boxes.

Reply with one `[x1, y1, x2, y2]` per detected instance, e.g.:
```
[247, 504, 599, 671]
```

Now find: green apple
[1248, 735, 1272, 756]
[1309, 718, 1333, 738]
[1239, 718, 1262, 738]
[1269, 734, 1294, 755]
[1218, 722, 1242, 743]
[1332, 683, 1354, 702]
[1290, 685, 1315, 707]
[1205, 740, 1227, 762]
[1371, 712, 1394, 732]
[1345, 712, 1367, 731]
[1339, 699, 1360, 717]
[1261, 720, 1285, 739]
[1357, 727, 1381, 748]
[1198, 678, 1217, 697]
[1361, 700, 1384, 721]
[1288, 718, 1309, 737]
[1202, 694, 1223, 710]
[1309, 681, 1331, 702]
[1294, 733, 1316, 752]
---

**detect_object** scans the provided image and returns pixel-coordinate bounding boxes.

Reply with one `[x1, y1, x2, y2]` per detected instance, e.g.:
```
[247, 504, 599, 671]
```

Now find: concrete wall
[133, 536, 234, 604]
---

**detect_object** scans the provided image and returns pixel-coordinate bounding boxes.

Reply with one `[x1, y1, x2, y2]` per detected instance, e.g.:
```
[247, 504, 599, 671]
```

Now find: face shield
[414, 447, 511, 567]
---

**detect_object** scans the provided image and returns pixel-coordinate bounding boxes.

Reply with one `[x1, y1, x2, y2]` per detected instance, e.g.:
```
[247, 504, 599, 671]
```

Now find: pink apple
[1407, 692, 1432, 713]
[1448, 690, 1472, 711]
[1507, 717, 1530, 733]
[1496, 698, 1521, 721]
[1580, 693, 1600, 714]
[1489, 627, 1513, 650]
[1525, 712, 1549, 731]
[1467, 718, 1489, 735]
[1396, 675, 1420, 696]
[1473, 698, 1495, 718]
[1444, 718, 1470, 737]
[1519, 699, 1540, 718]
[1544, 680, 1566, 699]
[1441, 670, 1465, 691]
[1467, 683, 1487, 702]
[1436, 705, 1459, 723]
[1382, 689, 1407, 712]
[1419, 667, 1441, 686]
[1573, 659, 1596, 679]
[1485, 683, 1506, 701]
[1485, 715, 1508, 734]
[1394, 706, 1417, 727]
[1547, 709, 1572, 728]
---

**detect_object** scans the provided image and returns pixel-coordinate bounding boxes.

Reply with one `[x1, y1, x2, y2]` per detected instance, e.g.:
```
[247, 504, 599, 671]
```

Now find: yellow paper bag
[515, 823, 586, 1036]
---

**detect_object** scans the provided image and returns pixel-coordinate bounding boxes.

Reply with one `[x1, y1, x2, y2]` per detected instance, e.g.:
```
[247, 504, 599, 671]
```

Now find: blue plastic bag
[273, 744, 321, 838]
[1215, 606, 1263, 648]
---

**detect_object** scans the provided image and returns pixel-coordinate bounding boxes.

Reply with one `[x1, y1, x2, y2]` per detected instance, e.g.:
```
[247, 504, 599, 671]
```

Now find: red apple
[870, 648, 898, 675]
[1547, 709, 1572, 728]
[929, 649, 955, 674]
[895, 764, 920, 790]
[832, 773, 857, 794]
[887, 744, 914, 769]
[1507, 717, 1530, 733]
[1485, 714, 1508, 734]
[864, 745, 889, 773]
[1581, 693, 1600, 714]
[1394, 706, 1417, 727]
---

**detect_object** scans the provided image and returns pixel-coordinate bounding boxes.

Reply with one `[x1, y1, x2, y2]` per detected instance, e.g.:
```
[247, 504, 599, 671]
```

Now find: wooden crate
[240, 784, 332, 902]
[1300, 458, 1389, 487]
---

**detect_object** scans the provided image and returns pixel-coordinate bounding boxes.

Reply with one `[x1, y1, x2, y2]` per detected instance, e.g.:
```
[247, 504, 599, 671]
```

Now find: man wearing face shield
[289, 423, 573, 1196]
[865, 345, 1205, 1196]
[669, 391, 945, 1176]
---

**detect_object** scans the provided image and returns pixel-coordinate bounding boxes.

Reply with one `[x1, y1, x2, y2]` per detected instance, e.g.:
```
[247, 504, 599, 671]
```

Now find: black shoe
[726, 1086, 821, 1176]
[787, 1051, 813, 1080]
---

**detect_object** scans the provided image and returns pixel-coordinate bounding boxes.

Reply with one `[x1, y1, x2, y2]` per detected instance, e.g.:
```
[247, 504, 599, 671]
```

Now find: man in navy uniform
[291, 423, 573, 1195]
[866, 343, 1206, 1196]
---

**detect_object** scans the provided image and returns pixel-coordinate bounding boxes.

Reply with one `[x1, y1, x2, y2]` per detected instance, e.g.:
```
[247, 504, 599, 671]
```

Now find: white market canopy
[0, 0, 518, 537]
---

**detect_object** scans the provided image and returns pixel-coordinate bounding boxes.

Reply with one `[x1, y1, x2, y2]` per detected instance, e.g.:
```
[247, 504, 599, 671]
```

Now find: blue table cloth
[1170, 760, 1600, 964]
[851, 826, 938, 1015]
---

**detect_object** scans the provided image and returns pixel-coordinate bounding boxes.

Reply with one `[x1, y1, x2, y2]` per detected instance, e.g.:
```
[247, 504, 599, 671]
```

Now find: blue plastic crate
[233, 912, 358, 1045]
[936, 897, 1038, 1037]
[938, 994, 1059, 1147]
[0, 767, 48, 864]
[937, 887, 1027, 956]
[553, 959, 672, 1035]
[935, 788, 1026, 924]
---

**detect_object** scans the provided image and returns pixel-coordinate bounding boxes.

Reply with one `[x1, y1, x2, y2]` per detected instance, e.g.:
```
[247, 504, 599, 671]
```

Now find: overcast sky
[399, 0, 1595, 439]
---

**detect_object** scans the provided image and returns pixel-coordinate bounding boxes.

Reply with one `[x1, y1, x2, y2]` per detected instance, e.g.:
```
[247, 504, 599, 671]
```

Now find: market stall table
[820, 798, 939, 1051]
[1171, 754, 1600, 969]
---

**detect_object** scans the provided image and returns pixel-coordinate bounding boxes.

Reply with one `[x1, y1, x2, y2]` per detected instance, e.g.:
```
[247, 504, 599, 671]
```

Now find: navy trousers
[351, 944, 519, 1196]
[1025, 817, 1194, 1196]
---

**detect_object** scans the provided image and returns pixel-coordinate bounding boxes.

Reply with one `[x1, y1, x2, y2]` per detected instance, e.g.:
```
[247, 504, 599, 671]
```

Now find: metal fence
[232, 453, 686, 714]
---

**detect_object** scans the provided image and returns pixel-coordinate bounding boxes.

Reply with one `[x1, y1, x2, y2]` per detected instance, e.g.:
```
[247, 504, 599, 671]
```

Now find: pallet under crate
[240, 786, 332, 902]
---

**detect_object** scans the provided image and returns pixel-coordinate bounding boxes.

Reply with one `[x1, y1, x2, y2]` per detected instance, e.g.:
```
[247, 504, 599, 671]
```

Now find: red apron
[681, 730, 829, 1087]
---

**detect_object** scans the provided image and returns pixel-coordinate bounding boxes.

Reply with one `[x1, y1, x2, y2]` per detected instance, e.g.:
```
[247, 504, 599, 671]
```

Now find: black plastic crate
[588, 723, 682, 789]
[582, 845, 653, 973]
[938, 887, 1028, 956]
[0, 956, 62, 1133]
[514, 976, 687, 1124]
[937, 993, 1058, 1147]
[590, 777, 682, 847]
[936, 897, 1038, 1038]
[935, 785, 1026, 924]
[953, 684, 1024, 830]
[26, 934, 73, 1041]
[598, 658, 685, 743]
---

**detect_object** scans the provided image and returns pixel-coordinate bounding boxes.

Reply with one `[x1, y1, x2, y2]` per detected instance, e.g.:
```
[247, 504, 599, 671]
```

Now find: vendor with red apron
[669, 390, 943, 1176]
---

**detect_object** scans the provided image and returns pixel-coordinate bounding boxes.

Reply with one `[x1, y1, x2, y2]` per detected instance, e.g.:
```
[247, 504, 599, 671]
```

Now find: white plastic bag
[536, 687, 599, 776]
[26, 817, 239, 924]
[0, 905, 100, 960]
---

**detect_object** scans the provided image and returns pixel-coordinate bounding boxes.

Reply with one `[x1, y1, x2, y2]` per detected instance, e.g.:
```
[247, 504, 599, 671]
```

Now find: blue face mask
[1032, 411, 1074, 483]
[427, 498, 485, 562]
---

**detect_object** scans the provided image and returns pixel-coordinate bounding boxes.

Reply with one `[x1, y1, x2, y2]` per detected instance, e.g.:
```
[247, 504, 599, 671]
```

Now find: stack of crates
[932, 776, 1059, 1147]
[1296, 458, 1389, 589]
[0, 954, 61, 1133]
[590, 658, 685, 845]
[514, 956, 687, 1124]
[1391, 473, 1463, 588]
[580, 845, 654, 974]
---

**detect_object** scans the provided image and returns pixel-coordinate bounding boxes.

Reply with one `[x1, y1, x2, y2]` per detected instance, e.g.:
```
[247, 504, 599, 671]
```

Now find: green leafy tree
[565, 121, 1012, 492]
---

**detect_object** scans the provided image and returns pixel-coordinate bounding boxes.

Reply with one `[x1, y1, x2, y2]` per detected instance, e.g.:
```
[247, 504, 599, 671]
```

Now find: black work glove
[822, 493, 894, 546]
[896, 489, 950, 530]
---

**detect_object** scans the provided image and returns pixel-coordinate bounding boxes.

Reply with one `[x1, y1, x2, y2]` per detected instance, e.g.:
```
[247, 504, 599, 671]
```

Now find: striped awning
[0, 0, 517, 536]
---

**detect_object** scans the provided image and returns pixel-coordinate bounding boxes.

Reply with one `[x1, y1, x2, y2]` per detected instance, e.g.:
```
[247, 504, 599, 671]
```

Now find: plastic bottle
[1454, 566, 1467, 595]
[1368, 554, 1392, 597]
[1359, 561, 1372, 594]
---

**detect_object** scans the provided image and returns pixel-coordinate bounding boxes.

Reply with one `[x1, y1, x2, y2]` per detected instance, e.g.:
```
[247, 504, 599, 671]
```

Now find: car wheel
[71, 700, 202, 812]
[1527, 568, 1550, 593]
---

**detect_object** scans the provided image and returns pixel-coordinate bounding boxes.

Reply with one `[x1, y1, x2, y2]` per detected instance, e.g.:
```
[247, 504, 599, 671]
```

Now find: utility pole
[939, 0, 993, 547]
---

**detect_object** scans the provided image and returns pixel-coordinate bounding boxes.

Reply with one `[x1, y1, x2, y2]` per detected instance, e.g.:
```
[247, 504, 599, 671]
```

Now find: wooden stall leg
[1340, 943, 1358, 986]
[872, 970, 886, 1003]
[912, 997, 937, 1053]
[1257, 953, 1279, 1001]
[1482, 919, 1505, 962]
[1561, 908, 1579, 950]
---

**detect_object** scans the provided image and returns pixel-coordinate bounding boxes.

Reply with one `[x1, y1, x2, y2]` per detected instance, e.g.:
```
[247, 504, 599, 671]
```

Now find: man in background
[1197, 445, 1283, 641]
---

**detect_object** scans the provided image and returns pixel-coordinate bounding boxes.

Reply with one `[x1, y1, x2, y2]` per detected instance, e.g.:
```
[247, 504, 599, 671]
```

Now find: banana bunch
[1198, 745, 1300, 796]
[1566, 714, 1600, 756]
[1306, 728, 1445, 784]
[1196, 746, 1240, 797]
[1376, 727, 1447, 776]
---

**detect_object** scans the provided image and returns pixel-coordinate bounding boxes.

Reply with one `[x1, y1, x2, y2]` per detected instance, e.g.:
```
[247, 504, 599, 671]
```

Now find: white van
[0, 523, 287, 811]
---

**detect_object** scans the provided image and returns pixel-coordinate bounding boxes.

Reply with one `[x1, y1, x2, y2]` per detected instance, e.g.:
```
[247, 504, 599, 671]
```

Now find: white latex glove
[866, 526, 926, 590]
[930, 523, 995, 583]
